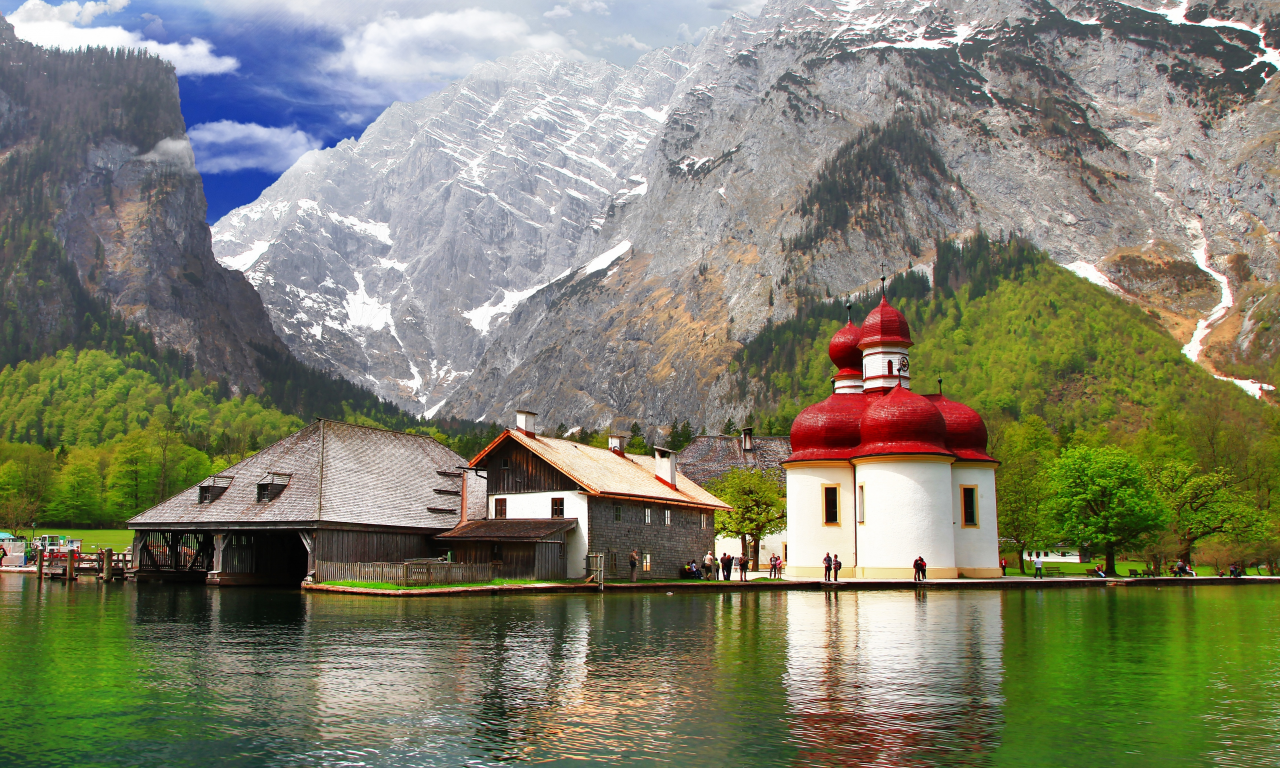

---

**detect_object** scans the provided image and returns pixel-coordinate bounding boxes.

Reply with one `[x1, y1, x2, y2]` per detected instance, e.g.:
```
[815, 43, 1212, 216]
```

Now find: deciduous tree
[1049, 445, 1166, 575]
[1151, 460, 1263, 564]
[706, 467, 785, 569]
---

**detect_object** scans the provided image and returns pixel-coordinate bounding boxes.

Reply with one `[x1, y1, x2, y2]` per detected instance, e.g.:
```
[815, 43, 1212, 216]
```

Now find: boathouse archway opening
[132, 529, 312, 586]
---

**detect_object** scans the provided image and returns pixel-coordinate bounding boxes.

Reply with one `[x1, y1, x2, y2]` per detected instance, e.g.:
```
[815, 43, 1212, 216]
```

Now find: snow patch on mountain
[580, 240, 632, 277]
[220, 240, 270, 272]
[344, 273, 394, 332]
[1065, 262, 1125, 294]
[463, 283, 548, 336]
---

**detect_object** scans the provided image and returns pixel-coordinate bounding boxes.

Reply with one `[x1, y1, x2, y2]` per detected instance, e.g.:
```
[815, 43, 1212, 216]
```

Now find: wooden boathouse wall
[451, 530, 568, 581]
[315, 529, 431, 564]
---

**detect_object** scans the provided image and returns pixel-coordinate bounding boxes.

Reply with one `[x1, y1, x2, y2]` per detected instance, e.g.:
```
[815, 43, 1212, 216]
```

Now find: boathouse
[128, 420, 480, 586]
[442, 411, 730, 580]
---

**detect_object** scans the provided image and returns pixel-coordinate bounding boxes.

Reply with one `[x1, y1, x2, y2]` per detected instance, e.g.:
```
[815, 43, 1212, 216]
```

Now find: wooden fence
[315, 560, 493, 587]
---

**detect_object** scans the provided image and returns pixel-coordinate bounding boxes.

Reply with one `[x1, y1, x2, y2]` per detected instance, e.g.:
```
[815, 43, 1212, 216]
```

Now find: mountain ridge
[215, 0, 1280, 433]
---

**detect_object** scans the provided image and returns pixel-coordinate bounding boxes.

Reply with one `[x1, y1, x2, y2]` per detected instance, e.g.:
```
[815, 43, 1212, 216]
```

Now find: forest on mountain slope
[730, 233, 1280, 570]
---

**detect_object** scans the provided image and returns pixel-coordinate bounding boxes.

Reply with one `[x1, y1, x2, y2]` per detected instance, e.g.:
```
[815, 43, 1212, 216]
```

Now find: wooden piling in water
[101, 548, 113, 581]
[35, 549, 43, 580]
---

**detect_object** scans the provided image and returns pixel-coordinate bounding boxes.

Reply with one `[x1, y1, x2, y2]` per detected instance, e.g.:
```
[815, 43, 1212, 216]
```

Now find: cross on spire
[879, 261, 887, 296]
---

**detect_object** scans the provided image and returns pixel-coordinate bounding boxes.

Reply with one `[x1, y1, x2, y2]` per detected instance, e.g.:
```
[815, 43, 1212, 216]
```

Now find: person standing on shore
[832, 555, 842, 582]
[720, 552, 732, 581]
[703, 551, 716, 580]
[1000, 557, 1007, 576]
[738, 554, 749, 582]
[1033, 554, 1044, 579]
[630, 550, 639, 582]
[823, 552, 832, 582]
[913, 556, 926, 582]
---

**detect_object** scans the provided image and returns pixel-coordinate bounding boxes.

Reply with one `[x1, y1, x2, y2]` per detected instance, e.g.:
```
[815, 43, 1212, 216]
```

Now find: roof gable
[130, 420, 468, 529]
[473, 430, 730, 510]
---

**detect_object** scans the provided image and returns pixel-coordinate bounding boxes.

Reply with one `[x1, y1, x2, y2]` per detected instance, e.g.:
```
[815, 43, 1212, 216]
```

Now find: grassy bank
[322, 578, 577, 591]
[8, 529, 134, 552]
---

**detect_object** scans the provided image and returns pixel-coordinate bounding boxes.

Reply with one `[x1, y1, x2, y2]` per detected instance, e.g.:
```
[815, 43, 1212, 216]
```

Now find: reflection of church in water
[784, 292, 1001, 579]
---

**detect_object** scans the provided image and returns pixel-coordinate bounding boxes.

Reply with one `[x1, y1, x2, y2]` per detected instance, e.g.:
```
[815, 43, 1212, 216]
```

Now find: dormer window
[256, 472, 291, 503]
[198, 476, 233, 504]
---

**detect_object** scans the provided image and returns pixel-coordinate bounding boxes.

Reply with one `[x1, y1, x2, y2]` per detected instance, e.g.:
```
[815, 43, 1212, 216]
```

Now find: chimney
[608, 434, 627, 455]
[654, 447, 677, 489]
[515, 410, 537, 437]
[741, 427, 754, 452]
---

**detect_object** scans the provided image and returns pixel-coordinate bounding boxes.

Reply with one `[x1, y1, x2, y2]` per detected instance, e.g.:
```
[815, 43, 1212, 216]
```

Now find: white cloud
[569, 0, 610, 13]
[139, 136, 195, 172]
[9, 0, 239, 75]
[676, 23, 713, 43]
[329, 8, 574, 83]
[188, 121, 322, 174]
[707, 0, 766, 15]
[544, 5, 573, 18]
[604, 34, 651, 51]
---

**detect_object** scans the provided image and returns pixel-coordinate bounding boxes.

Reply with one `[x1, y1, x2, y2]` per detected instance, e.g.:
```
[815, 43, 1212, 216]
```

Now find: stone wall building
[454, 411, 729, 579]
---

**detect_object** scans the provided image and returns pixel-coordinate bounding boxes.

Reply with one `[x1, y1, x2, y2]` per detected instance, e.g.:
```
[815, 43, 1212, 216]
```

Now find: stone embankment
[302, 576, 1280, 597]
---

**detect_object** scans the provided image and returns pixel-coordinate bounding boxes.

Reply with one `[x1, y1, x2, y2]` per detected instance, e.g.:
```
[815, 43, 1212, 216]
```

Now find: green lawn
[321, 578, 578, 591]
[6, 529, 134, 553]
[1005, 559, 1153, 577]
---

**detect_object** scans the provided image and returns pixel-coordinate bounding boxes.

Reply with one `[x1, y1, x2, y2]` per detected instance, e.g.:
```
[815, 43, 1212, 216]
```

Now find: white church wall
[713, 531, 786, 570]
[853, 458, 957, 578]
[784, 463, 856, 579]
[951, 464, 1001, 577]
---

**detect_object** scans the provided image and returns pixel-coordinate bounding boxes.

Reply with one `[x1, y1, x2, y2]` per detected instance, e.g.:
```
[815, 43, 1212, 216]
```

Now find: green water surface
[1, 576, 1277, 767]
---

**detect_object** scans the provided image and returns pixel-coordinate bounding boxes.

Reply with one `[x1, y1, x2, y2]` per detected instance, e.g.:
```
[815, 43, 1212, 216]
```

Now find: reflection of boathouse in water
[157, 587, 1003, 760]
[127, 420, 481, 585]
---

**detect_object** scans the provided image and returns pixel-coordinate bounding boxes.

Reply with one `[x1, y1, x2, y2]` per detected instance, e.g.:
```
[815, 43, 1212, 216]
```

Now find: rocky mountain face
[0, 17, 287, 393]
[211, 49, 695, 413]
[219, 0, 1280, 432]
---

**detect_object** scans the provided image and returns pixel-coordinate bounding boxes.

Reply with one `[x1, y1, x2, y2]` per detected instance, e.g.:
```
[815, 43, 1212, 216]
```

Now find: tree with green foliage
[705, 467, 785, 570]
[722, 418, 738, 436]
[1150, 460, 1263, 564]
[44, 450, 103, 527]
[0, 443, 55, 535]
[667, 420, 694, 451]
[1049, 445, 1167, 575]
[625, 422, 649, 455]
[994, 415, 1057, 573]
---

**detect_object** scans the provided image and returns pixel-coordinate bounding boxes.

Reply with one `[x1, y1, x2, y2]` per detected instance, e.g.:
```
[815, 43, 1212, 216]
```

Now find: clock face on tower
[898, 355, 910, 374]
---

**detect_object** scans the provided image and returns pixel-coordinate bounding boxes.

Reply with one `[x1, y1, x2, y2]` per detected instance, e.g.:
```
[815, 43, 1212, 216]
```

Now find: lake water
[2, 577, 1279, 767]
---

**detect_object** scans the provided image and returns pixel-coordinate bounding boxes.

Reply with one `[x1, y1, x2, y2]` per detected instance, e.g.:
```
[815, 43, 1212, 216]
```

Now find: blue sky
[4, 0, 759, 222]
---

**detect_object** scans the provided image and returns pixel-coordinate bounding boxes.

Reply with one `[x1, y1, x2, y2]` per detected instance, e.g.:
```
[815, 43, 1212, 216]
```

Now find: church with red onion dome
[782, 292, 1000, 580]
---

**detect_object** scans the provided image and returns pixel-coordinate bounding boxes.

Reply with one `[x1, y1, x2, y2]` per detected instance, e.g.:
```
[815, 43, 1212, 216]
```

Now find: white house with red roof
[783, 293, 1000, 580]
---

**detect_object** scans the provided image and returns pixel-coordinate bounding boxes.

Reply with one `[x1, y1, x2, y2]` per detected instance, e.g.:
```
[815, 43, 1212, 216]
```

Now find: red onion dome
[858, 296, 913, 349]
[850, 385, 952, 458]
[785, 393, 869, 462]
[925, 395, 995, 462]
[829, 322, 862, 376]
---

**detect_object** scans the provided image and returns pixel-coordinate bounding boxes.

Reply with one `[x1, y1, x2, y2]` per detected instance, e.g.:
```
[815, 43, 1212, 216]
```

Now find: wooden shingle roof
[438, 519, 577, 541]
[129, 420, 470, 530]
[677, 435, 791, 487]
[471, 430, 730, 511]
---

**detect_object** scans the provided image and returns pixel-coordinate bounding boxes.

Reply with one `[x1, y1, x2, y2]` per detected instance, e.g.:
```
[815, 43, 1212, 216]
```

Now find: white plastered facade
[784, 457, 999, 580]
[951, 463, 1001, 577]
[489, 490, 590, 578]
[784, 463, 857, 579]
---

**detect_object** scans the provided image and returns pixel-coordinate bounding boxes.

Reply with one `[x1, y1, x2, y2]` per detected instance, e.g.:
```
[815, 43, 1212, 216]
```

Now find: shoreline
[7, 568, 1276, 595]
[301, 574, 1280, 597]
